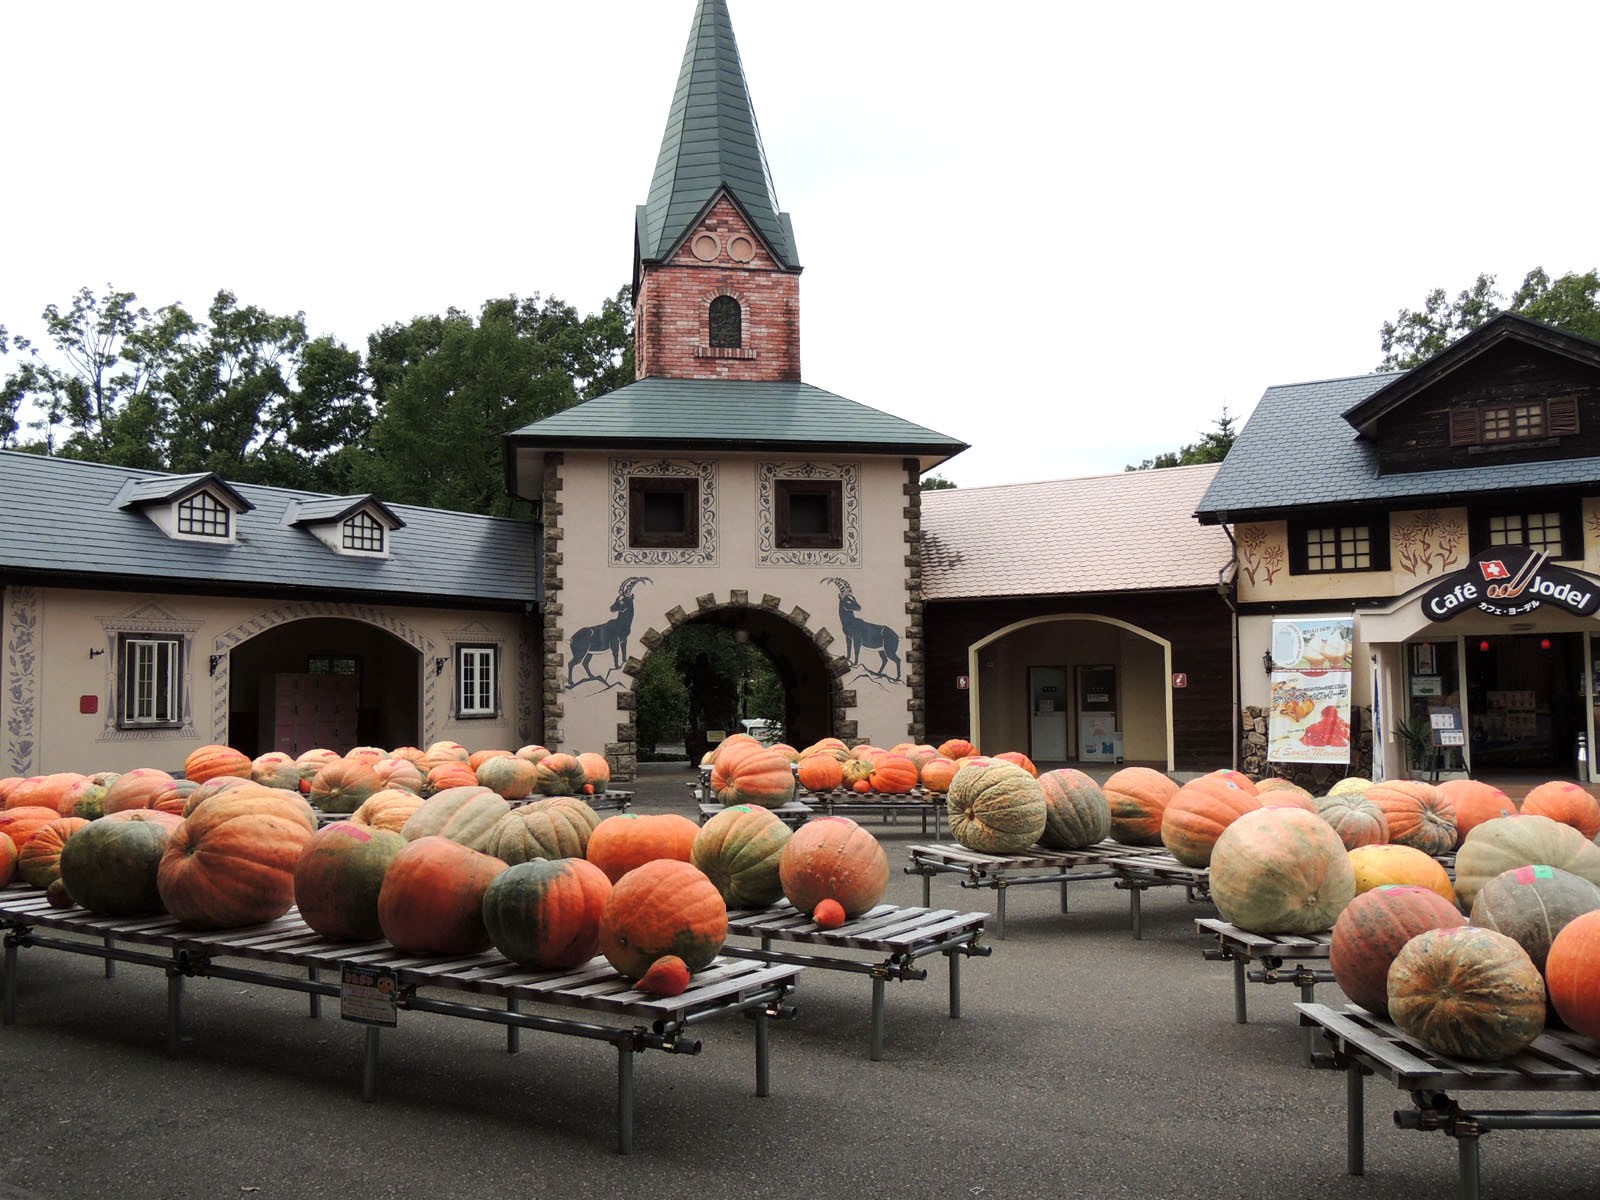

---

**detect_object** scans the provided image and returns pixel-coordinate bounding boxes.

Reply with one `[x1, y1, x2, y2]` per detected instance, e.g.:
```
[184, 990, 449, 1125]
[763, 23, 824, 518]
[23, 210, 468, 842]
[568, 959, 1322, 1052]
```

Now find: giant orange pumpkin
[1437, 778, 1517, 847]
[1348, 843, 1457, 905]
[250, 752, 302, 792]
[1160, 775, 1261, 867]
[1329, 885, 1468, 1017]
[937, 738, 977, 760]
[1102, 767, 1177, 846]
[474, 755, 538, 801]
[778, 816, 889, 920]
[0, 832, 15, 887]
[156, 789, 317, 928]
[350, 789, 427, 834]
[711, 740, 796, 808]
[483, 857, 612, 970]
[1387, 926, 1546, 1061]
[185, 744, 252, 785]
[869, 754, 919, 795]
[598, 859, 727, 980]
[0, 807, 68, 854]
[1521, 780, 1600, 841]
[691, 804, 792, 909]
[918, 757, 959, 794]
[586, 813, 699, 883]
[101, 768, 177, 814]
[1365, 779, 1456, 856]
[1315, 792, 1389, 851]
[308, 758, 383, 813]
[1545, 909, 1600, 1040]
[293, 821, 406, 941]
[6, 773, 87, 816]
[16, 817, 90, 889]
[947, 761, 1047, 853]
[371, 756, 425, 795]
[377, 835, 508, 955]
[534, 753, 588, 796]
[796, 753, 845, 795]
[576, 752, 612, 795]
[1209, 807, 1355, 934]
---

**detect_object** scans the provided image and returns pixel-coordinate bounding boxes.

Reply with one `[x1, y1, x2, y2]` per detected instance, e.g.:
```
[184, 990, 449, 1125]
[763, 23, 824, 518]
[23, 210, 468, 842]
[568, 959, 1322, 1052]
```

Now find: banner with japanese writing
[1267, 616, 1354, 765]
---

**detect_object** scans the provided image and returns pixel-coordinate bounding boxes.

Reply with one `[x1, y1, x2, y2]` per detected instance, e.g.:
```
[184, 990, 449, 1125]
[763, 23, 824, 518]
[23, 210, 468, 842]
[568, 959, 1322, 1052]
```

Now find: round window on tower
[727, 235, 755, 263]
[691, 233, 721, 262]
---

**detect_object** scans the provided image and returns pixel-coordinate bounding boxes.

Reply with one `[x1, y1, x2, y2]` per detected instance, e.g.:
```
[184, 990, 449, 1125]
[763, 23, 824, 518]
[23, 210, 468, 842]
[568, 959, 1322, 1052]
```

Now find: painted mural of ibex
[568, 576, 652, 687]
[822, 576, 901, 682]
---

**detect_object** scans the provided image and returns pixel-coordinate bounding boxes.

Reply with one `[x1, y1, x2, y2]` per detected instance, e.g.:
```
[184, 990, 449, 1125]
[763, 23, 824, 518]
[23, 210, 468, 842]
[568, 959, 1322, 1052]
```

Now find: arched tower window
[708, 295, 742, 349]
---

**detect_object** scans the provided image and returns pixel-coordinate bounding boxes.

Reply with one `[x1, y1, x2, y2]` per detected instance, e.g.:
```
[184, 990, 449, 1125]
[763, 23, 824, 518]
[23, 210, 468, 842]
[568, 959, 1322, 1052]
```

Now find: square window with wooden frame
[1303, 524, 1372, 572]
[456, 645, 498, 718]
[775, 479, 843, 549]
[628, 477, 698, 548]
[119, 635, 182, 728]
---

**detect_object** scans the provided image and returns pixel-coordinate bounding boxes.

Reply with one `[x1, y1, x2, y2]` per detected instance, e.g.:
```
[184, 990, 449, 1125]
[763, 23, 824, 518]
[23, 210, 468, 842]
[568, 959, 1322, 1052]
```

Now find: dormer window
[342, 510, 385, 553]
[1450, 397, 1579, 447]
[177, 490, 231, 538]
[709, 296, 742, 349]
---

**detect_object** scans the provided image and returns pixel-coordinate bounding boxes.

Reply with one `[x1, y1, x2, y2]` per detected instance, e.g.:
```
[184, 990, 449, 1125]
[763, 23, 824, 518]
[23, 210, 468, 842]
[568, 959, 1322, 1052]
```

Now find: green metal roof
[507, 377, 966, 463]
[637, 0, 798, 269]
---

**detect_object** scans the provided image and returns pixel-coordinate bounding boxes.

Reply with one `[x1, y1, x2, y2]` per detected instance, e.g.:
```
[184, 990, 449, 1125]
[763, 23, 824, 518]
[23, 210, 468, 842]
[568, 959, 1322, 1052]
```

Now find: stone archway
[605, 590, 853, 780]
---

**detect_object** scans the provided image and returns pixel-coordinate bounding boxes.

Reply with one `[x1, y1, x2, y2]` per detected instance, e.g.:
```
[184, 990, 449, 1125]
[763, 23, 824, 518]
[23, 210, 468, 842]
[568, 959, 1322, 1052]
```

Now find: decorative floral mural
[1393, 509, 1466, 577]
[1237, 525, 1285, 588]
[5, 587, 39, 775]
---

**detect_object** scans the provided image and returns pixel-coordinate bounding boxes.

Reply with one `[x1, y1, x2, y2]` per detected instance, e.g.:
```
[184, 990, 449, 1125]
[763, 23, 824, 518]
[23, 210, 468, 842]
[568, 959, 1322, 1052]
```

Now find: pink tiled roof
[921, 463, 1233, 599]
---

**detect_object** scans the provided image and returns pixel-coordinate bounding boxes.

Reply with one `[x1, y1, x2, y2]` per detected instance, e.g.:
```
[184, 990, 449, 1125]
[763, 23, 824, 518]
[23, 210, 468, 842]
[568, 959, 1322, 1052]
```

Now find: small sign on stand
[341, 963, 399, 1027]
[1426, 707, 1464, 782]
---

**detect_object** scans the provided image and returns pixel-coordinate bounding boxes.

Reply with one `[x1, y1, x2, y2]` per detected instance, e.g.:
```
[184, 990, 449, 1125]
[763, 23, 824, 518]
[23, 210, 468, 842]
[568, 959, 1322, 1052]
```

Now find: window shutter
[1448, 408, 1479, 447]
[1547, 396, 1580, 436]
[1368, 514, 1391, 571]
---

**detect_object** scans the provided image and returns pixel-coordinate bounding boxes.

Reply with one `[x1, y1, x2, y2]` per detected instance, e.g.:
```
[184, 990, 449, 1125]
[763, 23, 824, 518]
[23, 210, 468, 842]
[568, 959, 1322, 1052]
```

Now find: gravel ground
[1, 764, 1594, 1199]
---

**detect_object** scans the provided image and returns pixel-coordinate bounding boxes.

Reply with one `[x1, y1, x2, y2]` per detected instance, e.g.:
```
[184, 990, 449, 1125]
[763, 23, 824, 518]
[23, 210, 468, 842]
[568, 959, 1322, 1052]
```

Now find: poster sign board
[341, 963, 399, 1027]
[1268, 616, 1354, 765]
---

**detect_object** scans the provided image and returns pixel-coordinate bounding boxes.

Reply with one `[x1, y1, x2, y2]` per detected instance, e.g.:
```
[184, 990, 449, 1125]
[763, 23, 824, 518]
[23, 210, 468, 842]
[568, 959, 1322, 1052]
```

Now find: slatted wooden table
[721, 900, 988, 1060]
[903, 841, 1151, 939]
[697, 800, 814, 829]
[798, 789, 947, 838]
[1297, 1002, 1600, 1200]
[0, 890, 798, 1153]
[1195, 918, 1333, 1061]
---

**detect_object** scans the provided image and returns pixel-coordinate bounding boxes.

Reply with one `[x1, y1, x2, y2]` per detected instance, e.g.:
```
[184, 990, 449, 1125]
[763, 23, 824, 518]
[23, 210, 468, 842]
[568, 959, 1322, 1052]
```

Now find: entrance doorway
[1465, 632, 1583, 771]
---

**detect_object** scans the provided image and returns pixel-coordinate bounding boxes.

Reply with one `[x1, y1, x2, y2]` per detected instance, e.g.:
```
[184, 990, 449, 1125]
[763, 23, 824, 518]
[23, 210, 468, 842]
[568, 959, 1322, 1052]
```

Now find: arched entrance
[631, 601, 840, 762]
[223, 617, 423, 756]
[967, 614, 1174, 771]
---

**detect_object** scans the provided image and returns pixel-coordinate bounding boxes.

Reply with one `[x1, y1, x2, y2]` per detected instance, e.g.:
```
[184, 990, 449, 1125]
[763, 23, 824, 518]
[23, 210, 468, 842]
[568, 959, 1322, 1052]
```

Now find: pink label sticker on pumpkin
[1512, 864, 1555, 883]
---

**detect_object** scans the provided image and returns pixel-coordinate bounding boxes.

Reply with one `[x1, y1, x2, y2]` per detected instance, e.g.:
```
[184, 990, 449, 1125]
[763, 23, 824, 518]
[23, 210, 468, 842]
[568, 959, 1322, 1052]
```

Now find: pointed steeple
[636, 0, 800, 271]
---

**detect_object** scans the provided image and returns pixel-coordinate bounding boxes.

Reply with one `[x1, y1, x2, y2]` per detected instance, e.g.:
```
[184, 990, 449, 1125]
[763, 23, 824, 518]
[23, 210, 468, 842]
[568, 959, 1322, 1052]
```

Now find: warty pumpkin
[598, 859, 727, 980]
[947, 761, 1047, 854]
[1102, 766, 1177, 846]
[156, 789, 317, 928]
[711, 739, 796, 809]
[779, 816, 889, 920]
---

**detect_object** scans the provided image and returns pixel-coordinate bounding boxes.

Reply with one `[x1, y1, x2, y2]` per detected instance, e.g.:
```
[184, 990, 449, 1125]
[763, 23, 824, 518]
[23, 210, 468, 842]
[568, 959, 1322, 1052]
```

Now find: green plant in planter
[1392, 717, 1432, 771]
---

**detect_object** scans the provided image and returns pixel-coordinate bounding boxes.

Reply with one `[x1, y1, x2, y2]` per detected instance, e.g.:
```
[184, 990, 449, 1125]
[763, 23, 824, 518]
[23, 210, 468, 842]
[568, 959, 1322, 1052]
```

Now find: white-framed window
[457, 645, 497, 717]
[120, 636, 181, 727]
[1305, 525, 1371, 572]
[177, 491, 230, 538]
[342, 510, 385, 552]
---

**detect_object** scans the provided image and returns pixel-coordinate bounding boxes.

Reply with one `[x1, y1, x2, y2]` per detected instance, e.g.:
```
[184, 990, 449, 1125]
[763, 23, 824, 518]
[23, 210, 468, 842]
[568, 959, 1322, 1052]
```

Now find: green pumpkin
[483, 857, 612, 970]
[946, 761, 1047, 854]
[1210, 806, 1356, 934]
[691, 805, 792, 909]
[1037, 769, 1111, 850]
[485, 798, 598, 864]
[58, 816, 174, 916]
[292, 821, 406, 941]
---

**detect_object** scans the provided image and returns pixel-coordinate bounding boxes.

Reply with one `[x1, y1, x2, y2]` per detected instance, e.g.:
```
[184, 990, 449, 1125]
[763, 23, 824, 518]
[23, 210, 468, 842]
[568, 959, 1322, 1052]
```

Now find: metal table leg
[1233, 953, 1249, 1023]
[2, 934, 17, 1025]
[104, 931, 116, 979]
[920, 870, 931, 908]
[1129, 884, 1143, 940]
[994, 880, 1007, 941]
[308, 966, 320, 1018]
[507, 997, 521, 1053]
[1299, 973, 1317, 1065]
[165, 968, 184, 1056]
[1346, 1061, 1365, 1176]
[361, 1026, 380, 1101]
[1457, 1131, 1480, 1200]
[755, 1007, 770, 1097]
[947, 947, 962, 1019]
[616, 1042, 635, 1154]
[869, 976, 886, 1061]
[1060, 879, 1070, 914]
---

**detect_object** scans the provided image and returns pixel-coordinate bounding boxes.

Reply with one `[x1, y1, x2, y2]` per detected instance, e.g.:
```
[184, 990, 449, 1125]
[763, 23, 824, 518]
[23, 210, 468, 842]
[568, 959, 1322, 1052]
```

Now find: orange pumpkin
[598, 859, 727, 979]
[250, 752, 301, 792]
[16, 817, 89, 888]
[869, 754, 919, 795]
[425, 761, 479, 795]
[993, 751, 1038, 778]
[468, 748, 513, 772]
[371, 756, 425, 794]
[779, 816, 889, 920]
[576, 751, 612, 794]
[1348, 843, 1457, 905]
[1521, 780, 1600, 840]
[1438, 779, 1517, 847]
[483, 857, 613, 970]
[919, 757, 959, 794]
[1546, 909, 1600, 1040]
[0, 831, 16, 887]
[586, 813, 699, 883]
[185, 744, 252, 784]
[350, 789, 427, 834]
[514, 744, 551, 764]
[101, 768, 177, 814]
[796, 753, 845, 795]
[1366, 780, 1456, 856]
[0, 807, 67, 854]
[937, 738, 977, 760]
[7, 773, 88, 815]
[180, 775, 255, 817]
[533, 752, 587, 796]
[711, 740, 796, 808]
[1102, 767, 1178, 846]
[309, 758, 384, 812]
[377, 836, 508, 955]
[1160, 775, 1261, 867]
[474, 755, 538, 801]
[156, 789, 317, 927]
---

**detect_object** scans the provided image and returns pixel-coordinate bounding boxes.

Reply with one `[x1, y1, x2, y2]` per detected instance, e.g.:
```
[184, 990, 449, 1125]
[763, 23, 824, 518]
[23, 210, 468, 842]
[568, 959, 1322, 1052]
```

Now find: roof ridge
[921, 462, 1221, 495]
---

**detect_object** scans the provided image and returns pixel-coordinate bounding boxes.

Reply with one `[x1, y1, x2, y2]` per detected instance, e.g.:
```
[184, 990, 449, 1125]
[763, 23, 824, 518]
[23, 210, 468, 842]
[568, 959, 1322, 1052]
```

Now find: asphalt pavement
[1, 763, 1594, 1199]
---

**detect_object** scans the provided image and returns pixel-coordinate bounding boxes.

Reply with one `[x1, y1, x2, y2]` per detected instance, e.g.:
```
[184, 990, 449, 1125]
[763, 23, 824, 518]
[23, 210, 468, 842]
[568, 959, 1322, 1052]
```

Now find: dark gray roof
[0, 451, 534, 606]
[121, 471, 254, 512]
[506, 377, 967, 467]
[637, 0, 798, 269]
[287, 495, 406, 529]
[1195, 370, 1600, 522]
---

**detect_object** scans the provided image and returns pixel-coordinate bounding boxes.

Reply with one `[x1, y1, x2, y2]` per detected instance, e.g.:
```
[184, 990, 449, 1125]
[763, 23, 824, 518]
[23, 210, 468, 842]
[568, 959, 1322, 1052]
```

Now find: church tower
[632, 0, 802, 382]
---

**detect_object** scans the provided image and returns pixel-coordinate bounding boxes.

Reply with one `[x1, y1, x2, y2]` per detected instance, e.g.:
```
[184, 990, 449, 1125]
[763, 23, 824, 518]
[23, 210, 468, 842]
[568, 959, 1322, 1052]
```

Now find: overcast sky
[4, 1, 1597, 487]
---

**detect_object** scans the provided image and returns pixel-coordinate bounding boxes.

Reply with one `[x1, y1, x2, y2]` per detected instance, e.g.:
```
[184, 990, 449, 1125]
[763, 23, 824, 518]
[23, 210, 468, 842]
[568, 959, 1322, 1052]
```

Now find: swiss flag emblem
[1480, 559, 1510, 580]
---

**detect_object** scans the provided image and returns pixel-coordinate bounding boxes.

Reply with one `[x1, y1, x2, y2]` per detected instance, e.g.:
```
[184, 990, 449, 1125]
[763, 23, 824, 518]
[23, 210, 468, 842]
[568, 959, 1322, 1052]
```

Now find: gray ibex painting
[568, 576, 652, 688]
[821, 576, 901, 682]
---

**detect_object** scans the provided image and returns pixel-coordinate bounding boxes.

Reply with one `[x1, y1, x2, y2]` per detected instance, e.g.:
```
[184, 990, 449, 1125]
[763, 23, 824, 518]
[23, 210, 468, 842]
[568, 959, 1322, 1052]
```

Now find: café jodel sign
[1422, 546, 1600, 620]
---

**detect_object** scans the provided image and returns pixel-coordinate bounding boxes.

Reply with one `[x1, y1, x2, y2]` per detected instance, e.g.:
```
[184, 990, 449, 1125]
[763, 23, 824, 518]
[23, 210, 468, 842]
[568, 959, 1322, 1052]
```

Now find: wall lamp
[89, 647, 106, 660]
[1262, 650, 1275, 675]
[209, 654, 224, 676]
[434, 657, 447, 676]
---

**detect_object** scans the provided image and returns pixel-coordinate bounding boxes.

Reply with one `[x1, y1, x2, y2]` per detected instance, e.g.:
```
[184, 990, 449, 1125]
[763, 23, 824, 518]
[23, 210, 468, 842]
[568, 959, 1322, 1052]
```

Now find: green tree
[1377, 267, 1600, 371]
[360, 290, 633, 515]
[920, 474, 957, 491]
[1125, 407, 1238, 471]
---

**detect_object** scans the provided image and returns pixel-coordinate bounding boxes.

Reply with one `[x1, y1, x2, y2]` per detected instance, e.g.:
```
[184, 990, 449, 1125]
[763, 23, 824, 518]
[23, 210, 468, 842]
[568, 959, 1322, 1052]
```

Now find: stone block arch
[603, 589, 854, 780]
